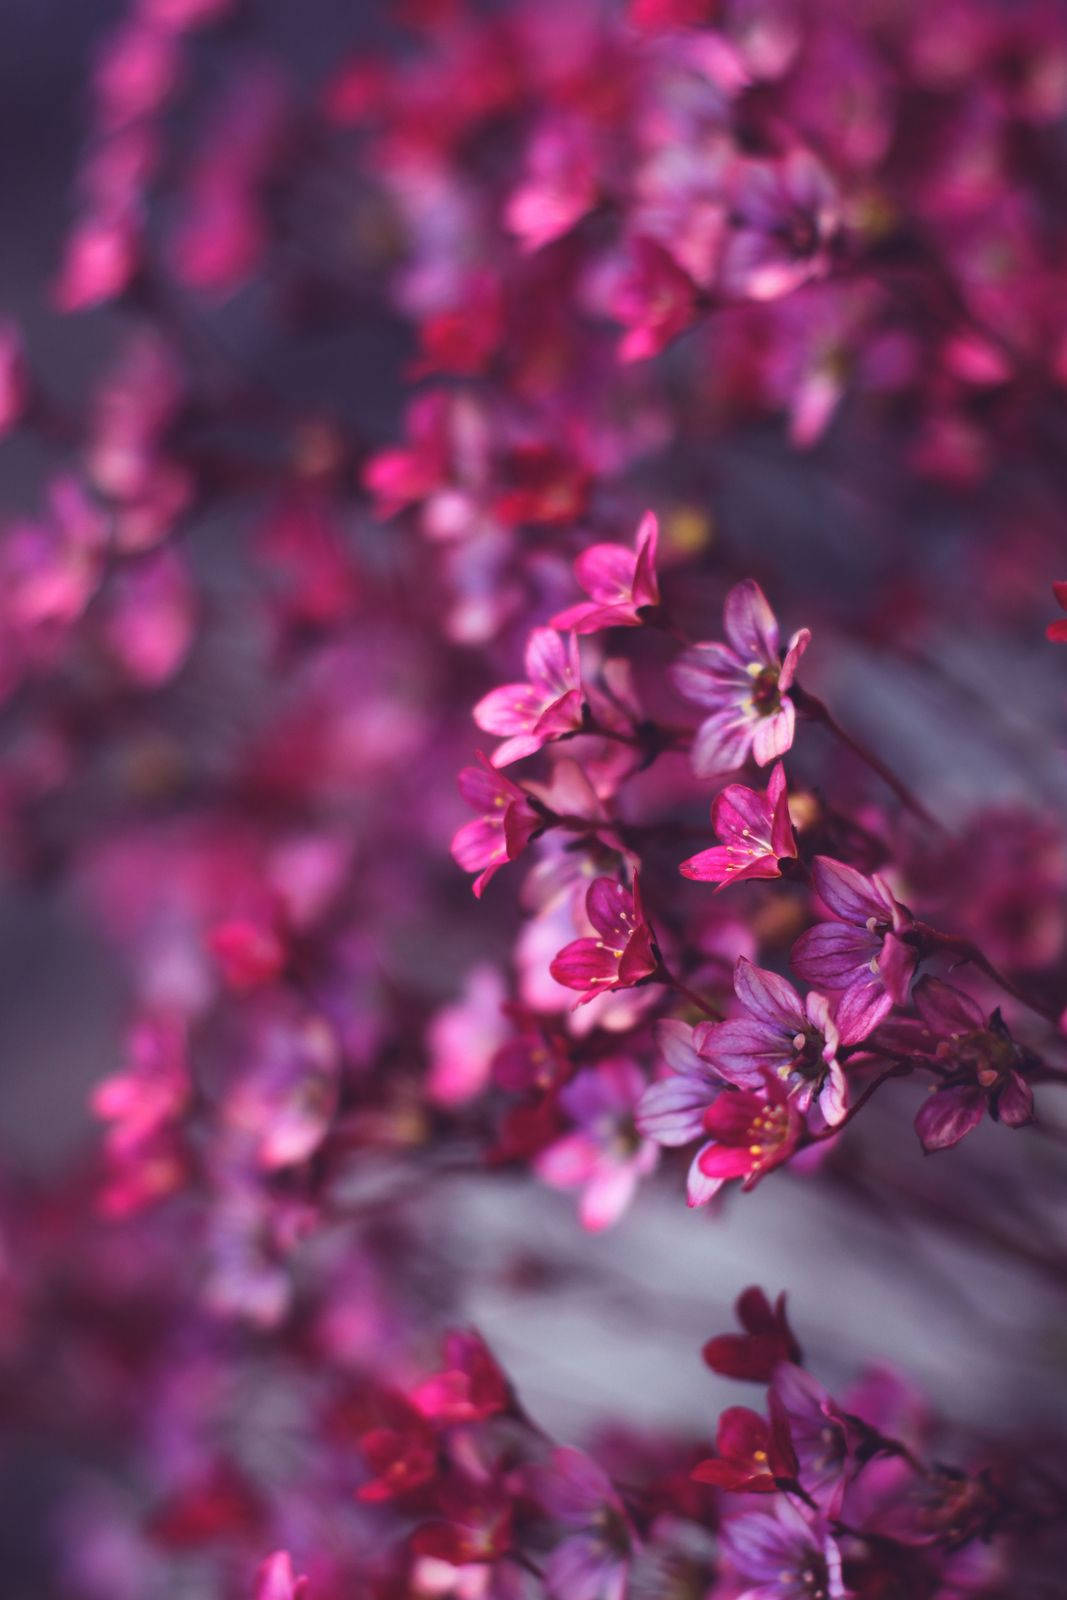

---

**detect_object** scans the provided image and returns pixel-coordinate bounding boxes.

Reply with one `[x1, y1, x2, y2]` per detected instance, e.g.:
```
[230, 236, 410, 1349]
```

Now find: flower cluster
[0, 0, 1066, 1595]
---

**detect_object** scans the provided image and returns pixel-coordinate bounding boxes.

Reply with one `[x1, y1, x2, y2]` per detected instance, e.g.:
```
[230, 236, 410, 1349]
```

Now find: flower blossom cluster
[0, 0, 1065, 1596]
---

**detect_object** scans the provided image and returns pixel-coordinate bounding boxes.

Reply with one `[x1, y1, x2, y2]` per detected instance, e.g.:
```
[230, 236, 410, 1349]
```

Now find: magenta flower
[671, 580, 811, 778]
[550, 510, 661, 635]
[1047, 580, 1067, 642]
[680, 761, 797, 887]
[535, 1058, 658, 1230]
[791, 855, 916, 1037]
[549, 876, 658, 1005]
[611, 236, 699, 363]
[718, 1498, 846, 1600]
[451, 755, 542, 897]
[690, 1401, 798, 1494]
[720, 148, 842, 303]
[697, 1073, 803, 1195]
[911, 978, 1036, 1152]
[702, 1286, 803, 1382]
[473, 628, 585, 767]
[699, 957, 860, 1127]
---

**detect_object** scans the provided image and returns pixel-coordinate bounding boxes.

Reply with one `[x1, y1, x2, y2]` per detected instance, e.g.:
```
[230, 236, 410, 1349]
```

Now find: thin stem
[792, 684, 940, 830]
[655, 961, 722, 1020]
[807, 1061, 913, 1142]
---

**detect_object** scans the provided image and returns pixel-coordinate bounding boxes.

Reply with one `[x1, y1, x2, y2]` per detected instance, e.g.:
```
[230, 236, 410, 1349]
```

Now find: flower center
[751, 665, 781, 717]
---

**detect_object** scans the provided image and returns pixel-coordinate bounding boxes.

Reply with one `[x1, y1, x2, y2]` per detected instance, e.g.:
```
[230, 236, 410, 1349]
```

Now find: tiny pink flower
[473, 628, 585, 767]
[426, 964, 510, 1107]
[680, 760, 797, 886]
[549, 875, 658, 1005]
[1047, 580, 1067, 642]
[612, 236, 699, 362]
[550, 511, 661, 635]
[536, 1058, 658, 1230]
[671, 579, 811, 777]
[697, 1073, 803, 1196]
[451, 754, 541, 897]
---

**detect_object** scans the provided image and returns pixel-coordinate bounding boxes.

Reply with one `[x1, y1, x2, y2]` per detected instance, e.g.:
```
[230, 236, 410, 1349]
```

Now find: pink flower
[426, 964, 509, 1107]
[611, 237, 699, 362]
[791, 855, 916, 1038]
[680, 760, 797, 886]
[671, 579, 811, 777]
[451, 755, 541, 896]
[911, 979, 1036, 1152]
[409, 1329, 510, 1423]
[535, 1059, 658, 1230]
[720, 148, 842, 302]
[550, 511, 661, 634]
[253, 1552, 308, 1600]
[504, 114, 598, 253]
[696, 1073, 803, 1195]
[473, 628, 585, 767]
[1047, 580, 1067, 642]
[549, 876, 658, 1005]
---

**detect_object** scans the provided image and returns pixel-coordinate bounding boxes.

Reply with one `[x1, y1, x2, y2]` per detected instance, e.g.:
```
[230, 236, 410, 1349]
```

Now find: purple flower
[671, 580, 811, 778]
[791, 855, 916, 1038]
[680, 761, 798, 887]
[533, 1447, 634, 1600]
[474, 628, 585, 767]
[720, 148, 842, 303]
[718, 1497, 846, 1600]
[550, 510, 661, 634]
[699, 957, 863, 1128]
[771, 1363, 859, 1517]
[636, 1019, 730, 1207]
[911, 978, 1036, 1152]
[536, 1058, 658, 1230]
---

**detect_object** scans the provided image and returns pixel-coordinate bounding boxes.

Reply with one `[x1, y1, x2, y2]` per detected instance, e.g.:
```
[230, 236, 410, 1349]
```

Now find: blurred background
[0, 2, 1066, 1596]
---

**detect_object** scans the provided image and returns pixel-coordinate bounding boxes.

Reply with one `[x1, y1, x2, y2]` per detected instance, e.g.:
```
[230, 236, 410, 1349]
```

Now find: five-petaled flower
[697, 1072, 803, 1196]
[474, 628, 585, 767]
[700, 956, 862, 1127]
[451, 754, 542, 897]
[718, 1497, 846, 1600]
[550, 509, 661, 634]
[1047, 580, 1067, 642]
[791, 855, 916, 1038]
[672, 579, 811, 778]
[911, 978, 1036, 1152]
[550, 876, 658, 1005]
[680, 761, 798, 887]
